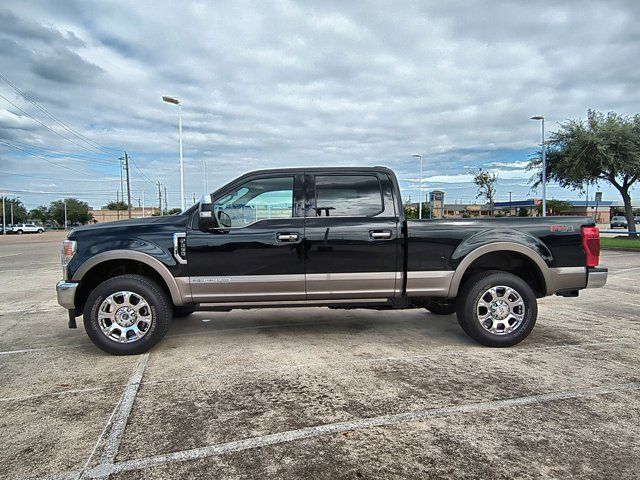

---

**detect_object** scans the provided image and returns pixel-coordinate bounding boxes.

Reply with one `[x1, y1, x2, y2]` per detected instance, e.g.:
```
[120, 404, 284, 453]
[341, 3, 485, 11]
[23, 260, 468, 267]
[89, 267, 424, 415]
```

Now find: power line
[0, 72, 117, 154]
[1, 140, 117, 167]
[0, 139, 114, 172]
[0, 140, 102, 179]
[0, 92, 110, 155]
[0, 171, 120, 183]
[5, 138, 119, 164]
[129, 156, 155, 184]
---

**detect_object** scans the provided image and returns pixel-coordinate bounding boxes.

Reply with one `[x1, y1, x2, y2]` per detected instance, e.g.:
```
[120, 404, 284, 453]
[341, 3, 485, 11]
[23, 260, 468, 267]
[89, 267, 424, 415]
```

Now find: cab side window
[213, 176, 294, 227]
[314, 175, 383, 217]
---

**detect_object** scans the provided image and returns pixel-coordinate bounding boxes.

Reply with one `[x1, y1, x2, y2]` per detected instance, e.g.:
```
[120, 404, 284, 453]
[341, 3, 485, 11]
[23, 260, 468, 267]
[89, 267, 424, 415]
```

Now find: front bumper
[56, 280, 78, 309]
[587, 267, 608, 289]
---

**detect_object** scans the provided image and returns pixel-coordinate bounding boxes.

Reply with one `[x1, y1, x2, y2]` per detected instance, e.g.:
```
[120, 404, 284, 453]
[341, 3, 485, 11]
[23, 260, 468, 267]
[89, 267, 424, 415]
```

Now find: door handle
[276, 232, 299, 242]
[369, 230, 392, 240]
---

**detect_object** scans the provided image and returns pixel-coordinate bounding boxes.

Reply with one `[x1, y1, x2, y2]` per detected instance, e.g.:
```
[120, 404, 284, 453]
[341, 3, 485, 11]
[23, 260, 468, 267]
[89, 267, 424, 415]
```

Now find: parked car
[610, 216, 628, 229]
[56, 166, 607, 355]
[635, 216, 640, 225]
[11, 223, 45, 234]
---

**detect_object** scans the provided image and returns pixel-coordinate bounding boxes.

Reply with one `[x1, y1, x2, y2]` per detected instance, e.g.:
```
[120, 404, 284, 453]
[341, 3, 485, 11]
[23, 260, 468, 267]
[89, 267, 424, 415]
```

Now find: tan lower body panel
[189, 274, 306, 303]
[405, 271, 454, 297]
[305, 272, 399, 299]
[184, 270, 454, 304]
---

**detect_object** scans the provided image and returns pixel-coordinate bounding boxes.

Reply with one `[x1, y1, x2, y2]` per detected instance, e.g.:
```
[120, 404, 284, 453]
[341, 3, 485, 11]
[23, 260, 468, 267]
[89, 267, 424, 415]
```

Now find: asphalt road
[0, 232, 638, 479]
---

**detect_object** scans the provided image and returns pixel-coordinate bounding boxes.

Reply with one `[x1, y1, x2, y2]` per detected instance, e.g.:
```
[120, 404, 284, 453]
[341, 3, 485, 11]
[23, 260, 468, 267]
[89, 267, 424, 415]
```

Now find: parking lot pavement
[0, 236, 639, 479]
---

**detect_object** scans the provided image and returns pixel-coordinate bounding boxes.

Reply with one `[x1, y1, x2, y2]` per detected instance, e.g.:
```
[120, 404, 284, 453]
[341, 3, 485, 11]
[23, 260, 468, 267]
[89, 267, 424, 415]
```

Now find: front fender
[67, 238, 186, 306]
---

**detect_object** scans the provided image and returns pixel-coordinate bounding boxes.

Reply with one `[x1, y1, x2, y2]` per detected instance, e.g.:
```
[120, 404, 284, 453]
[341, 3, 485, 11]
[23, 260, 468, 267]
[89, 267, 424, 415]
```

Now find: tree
[167, 208, 182, 215]
[536, 199, 572, 216]
[0, 197, 27, 224]
[517, 207, 529, 217]
[29, 205, 50, 223]
[104, 201, 128, 211]
[49, 198, 92, 226]
[471, 167, 497, 215]
[403, 201, 418, 219]
[529, 110, 640, 237]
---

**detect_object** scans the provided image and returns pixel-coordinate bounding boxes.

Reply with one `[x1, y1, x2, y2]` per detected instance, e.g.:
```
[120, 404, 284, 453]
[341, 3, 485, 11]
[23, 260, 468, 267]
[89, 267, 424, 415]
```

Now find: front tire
[17, 230, 23, 235]
[83, 274, 172, 355]
[456, 271, 537, 347]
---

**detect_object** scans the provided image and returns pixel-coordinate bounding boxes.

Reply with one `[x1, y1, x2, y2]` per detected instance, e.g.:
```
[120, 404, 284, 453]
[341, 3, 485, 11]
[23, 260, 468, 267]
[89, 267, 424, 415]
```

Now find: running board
[197, 298, 392, 310]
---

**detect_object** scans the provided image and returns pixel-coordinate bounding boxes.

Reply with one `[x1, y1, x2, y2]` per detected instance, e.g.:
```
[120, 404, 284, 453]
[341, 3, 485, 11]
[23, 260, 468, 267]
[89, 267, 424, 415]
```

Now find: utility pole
[142, 190, 146, 218]
[119, 157, 124, 205]
[64, 200, 67, 230]
[116, 189, 121, 221]
[123, 151, 132, 219]
[509, 191, 512, 216]
[163, 185, 168, 214]
[193, 193, 196, 204]
[157, 182, 163, 216]
[10, 203, 14, 225]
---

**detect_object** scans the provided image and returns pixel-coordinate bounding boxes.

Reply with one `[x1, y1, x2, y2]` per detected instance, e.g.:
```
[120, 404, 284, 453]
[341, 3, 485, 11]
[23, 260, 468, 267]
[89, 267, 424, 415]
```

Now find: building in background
[429, 190, 445, 219]
[89, 206, 160, 223]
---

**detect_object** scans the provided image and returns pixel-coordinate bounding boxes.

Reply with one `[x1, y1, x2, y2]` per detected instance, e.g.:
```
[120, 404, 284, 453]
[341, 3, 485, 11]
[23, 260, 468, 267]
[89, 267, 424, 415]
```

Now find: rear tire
[17, 230, 23, 235]
[456, 270, 537, 347]
[83, 274, 172, 355]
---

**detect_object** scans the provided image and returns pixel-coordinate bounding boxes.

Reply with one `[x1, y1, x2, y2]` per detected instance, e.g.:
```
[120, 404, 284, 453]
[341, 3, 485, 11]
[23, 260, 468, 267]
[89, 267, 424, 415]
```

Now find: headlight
[61, 240, 77, 267]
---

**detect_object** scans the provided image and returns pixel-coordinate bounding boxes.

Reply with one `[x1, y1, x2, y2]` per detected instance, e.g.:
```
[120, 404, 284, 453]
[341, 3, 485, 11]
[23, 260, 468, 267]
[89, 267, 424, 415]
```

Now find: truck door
[186, 173, 306, 304]
[303, 172, 400, 300]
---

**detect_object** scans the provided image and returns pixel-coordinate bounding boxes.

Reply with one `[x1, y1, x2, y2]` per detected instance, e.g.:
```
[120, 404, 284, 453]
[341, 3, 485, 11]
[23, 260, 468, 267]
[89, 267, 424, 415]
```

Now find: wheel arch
[448, 243, 551, 298]
[72, 250, 188, 312]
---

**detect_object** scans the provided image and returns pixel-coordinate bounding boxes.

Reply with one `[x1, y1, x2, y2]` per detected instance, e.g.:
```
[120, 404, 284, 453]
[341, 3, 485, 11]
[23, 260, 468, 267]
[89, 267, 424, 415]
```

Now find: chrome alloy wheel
[98, 291, 153, 343]
[476, 285, 525, 335]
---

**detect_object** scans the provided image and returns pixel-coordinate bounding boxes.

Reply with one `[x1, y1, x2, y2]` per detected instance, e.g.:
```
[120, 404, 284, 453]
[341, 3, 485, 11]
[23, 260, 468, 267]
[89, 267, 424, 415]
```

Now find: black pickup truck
[56, 166, 607, 355]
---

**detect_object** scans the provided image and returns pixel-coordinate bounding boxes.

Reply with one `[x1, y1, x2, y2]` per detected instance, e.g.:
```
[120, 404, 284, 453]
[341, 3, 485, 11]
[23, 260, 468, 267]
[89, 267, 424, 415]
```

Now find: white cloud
[1, 1, 639, 208]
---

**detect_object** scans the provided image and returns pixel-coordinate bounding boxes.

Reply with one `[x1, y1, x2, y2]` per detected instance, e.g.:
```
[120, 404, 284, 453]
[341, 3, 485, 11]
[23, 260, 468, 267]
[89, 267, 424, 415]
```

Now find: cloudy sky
[1, 0, 639, 210]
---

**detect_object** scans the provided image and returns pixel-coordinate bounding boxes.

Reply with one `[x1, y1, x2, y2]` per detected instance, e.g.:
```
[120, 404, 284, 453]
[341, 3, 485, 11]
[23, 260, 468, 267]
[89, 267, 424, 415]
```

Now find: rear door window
[314, 175, 383, 217]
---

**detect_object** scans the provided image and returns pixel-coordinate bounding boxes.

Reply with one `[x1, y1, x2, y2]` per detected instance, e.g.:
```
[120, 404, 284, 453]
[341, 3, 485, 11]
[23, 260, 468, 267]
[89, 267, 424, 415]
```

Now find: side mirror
[217, 211, 232, 228]
[198, 194, 216, 231]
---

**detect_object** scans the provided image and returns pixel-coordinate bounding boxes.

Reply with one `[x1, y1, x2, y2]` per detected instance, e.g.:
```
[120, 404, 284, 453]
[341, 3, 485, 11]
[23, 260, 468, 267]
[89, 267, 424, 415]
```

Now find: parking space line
[73, 353, 149, 480]
[0, 385, 118, 403]
[88, 381, 640, 477]
[99, 353, 149, 464]
[0, 344, 85, 355]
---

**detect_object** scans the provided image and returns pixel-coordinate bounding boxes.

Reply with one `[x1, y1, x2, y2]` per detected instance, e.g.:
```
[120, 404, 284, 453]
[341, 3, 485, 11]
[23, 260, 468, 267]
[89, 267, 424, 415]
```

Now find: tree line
[1, 197, 92, 225]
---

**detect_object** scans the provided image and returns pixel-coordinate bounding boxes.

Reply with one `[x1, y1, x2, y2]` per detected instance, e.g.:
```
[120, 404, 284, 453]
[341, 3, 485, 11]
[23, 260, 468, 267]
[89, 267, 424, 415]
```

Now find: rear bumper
[56, 280, 78, 309]
[586, 267, 608, 289]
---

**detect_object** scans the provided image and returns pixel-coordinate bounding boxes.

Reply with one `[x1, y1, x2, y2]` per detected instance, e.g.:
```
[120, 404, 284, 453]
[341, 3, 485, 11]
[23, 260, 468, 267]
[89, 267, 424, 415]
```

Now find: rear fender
[447, 229, 554, 297]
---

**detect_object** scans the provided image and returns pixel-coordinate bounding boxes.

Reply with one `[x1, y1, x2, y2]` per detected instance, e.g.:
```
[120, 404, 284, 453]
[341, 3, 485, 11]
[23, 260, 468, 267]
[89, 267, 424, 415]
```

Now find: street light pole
[530, 116, 546, 217]
[203, 159, 208, 194]
[412, 154, 423, 219]
[64, 201, 67, 230]
[162, 96, 185, 211]
[2, 193, 5, 235]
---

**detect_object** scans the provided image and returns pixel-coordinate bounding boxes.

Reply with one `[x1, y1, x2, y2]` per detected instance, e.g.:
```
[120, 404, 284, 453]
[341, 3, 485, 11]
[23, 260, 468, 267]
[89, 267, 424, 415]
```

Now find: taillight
[581, 226, 600, 267]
